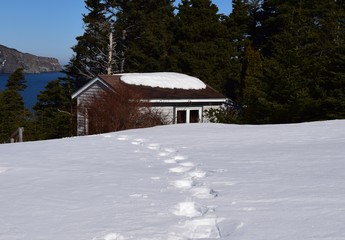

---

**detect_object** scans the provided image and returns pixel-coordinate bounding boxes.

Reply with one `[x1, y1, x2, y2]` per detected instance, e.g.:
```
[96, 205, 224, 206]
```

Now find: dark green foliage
[116, 0, 176, 72]
[0, 91, 30, 142]
[222, 0, 345, 123]
[33, 78, 74, 140]
[224, 0, 254, 100]
[0, 68, 32, 142]
[171, 0, 233, 93]
[6, 68, 27, 91]
[255, 0, 345, 122]
[240, 44, 270, 123]
[66, 0, 345, 126]
[66, 0, 121, 88]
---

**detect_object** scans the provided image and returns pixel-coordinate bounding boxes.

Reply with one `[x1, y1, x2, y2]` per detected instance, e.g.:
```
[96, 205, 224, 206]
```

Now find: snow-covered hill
[1, 121, 345, 240]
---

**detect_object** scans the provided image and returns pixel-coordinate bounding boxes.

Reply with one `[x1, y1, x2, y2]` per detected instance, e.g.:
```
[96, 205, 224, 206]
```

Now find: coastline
[0, 72, 67, 110]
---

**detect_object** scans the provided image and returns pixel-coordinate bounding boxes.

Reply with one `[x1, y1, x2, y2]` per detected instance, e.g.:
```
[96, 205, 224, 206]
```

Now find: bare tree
[68, 0, 127, 83]
[79, 87, 168, 135]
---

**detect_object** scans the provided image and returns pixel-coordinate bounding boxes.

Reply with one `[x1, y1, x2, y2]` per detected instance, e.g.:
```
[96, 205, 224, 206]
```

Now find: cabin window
[190, 110, 200, 123]
[177, 110, 187, 123]
[175, 107, 202, 124]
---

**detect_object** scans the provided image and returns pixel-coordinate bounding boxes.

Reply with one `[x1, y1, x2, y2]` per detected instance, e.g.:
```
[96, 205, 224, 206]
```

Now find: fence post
[5, 127, 24, 143]
[18, 127, 24, 142]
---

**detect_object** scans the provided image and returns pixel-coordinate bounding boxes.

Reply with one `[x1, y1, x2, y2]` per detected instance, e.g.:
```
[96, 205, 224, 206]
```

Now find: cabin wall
[76, 82, 109, 136]
[151, 103, 224, 124]
[202, 104, 224, 123]
[75, 82, 225, 135]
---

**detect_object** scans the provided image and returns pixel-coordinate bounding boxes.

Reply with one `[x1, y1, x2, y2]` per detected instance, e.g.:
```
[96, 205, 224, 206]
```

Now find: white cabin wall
[202, 104, 223, 123]
[76, 82, 109, 136]
[150, 106, 174, 124]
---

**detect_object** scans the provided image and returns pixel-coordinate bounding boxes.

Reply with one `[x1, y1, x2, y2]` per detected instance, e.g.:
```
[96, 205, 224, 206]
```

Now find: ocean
[0, 72, 66, 110]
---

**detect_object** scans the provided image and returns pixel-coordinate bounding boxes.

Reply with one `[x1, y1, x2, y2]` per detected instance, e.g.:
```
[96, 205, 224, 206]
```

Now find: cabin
[72, 72, 227, 135]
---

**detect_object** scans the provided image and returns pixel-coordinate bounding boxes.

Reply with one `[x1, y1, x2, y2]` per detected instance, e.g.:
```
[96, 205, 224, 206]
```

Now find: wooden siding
[76, 81, 109, 136]
[73, 75, 226, 135]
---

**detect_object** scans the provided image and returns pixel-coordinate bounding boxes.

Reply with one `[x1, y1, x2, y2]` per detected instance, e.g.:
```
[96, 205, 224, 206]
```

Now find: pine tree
[225, 0, 254, 100]
[67, 0, 177, 84]
[172, 0, 232, 92]
[6, 68, 27, 91]
[0, 68, 30, 142]
[0, 90, 28, 142]
[115, 0, 176, 72]
[250, 0, 345, 123]
[33, 78, 74, 140]
[66, 0, 123, 87]
[240, 44, 270, 123]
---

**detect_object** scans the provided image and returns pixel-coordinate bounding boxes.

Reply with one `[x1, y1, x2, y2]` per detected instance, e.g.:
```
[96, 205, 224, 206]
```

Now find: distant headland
[0, 44, 62, 74]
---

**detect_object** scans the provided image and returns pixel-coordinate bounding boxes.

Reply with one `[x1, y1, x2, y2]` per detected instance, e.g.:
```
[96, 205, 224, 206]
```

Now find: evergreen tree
[224, 0, 254, 100]
[33, 78, 74, 140]
[68, 0, 177, 78]
[0, 68, 30, 142]
[240, 44, 270, 123]
[0, 90, 28, 142]
[6, 68, 27, 91]
[115, 0, 176, 72]
[172, 0, 233, 92]
[66, 0, 122, 88]
[248, 0, 345, 123]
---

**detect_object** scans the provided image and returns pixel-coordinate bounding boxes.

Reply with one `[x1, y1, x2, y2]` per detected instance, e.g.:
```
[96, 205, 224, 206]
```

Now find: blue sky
[0, 1, 232, 65]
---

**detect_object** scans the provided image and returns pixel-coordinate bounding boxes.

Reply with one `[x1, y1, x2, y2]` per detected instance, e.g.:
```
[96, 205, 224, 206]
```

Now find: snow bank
[119, 72, 206, 90]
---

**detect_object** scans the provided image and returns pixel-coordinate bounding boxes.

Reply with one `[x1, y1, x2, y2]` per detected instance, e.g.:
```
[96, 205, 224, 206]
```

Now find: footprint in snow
[102, 134, 113, 138]
[158, 151, 170, 157]
[174, 155, 187, 161]
[131, 138, 145, 145]
[190, 187, 218, 199]
[158, 148, 177, 157]
[92, 233, 125, 240]
[116, 135, 130, 141]
[216, 219, 245, 238]
[171, 201, 208, 218]
[169, 166, 193, 173]
[188, 169, 207, 179]
[179, 161, 195, 167]
[177, 217, 221, 239]
[171, 178, 196, 189]
[147, 143, 161, 150]
[164, 158, 177, 164]
[164, 147, 177, 153]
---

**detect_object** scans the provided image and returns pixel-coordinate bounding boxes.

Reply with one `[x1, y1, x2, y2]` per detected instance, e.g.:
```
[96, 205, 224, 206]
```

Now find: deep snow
[119, 72, 206, 90]
[1, 121, 345, 240]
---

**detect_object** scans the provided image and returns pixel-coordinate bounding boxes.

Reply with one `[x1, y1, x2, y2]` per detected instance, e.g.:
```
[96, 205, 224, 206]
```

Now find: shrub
[79, 86, 167, 135]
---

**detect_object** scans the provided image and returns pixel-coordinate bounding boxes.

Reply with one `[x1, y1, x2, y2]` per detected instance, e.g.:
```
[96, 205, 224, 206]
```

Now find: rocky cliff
[0, 44, 62, 74]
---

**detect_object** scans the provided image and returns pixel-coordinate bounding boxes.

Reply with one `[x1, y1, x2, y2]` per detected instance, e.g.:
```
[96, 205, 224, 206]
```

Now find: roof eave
[71, 76, 112, 99]
[149, 98, 227, 103]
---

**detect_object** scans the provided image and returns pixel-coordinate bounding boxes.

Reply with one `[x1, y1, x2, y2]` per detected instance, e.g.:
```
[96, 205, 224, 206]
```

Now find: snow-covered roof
[72, 73, 225, 101]
[118, 72, 207, 90]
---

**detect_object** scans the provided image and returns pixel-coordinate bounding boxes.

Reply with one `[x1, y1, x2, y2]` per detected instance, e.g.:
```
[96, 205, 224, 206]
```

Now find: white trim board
[71, 77, 111, 99]
[149, 99, 226, 103]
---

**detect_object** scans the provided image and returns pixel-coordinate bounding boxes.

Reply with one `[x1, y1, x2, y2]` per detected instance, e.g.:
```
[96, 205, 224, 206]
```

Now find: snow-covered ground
[1, 121, 345, 240]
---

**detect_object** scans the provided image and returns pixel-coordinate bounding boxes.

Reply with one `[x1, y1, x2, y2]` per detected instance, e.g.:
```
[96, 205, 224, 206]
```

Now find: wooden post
[107, 31, 113, 75]
[18, 127, 24, 142]
[6, 127, 24, 143]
